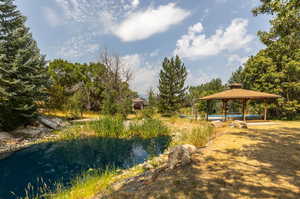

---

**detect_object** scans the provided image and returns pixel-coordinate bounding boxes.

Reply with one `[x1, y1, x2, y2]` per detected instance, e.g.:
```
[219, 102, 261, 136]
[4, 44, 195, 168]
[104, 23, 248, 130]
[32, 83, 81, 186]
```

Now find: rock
[12, 127, 51, 138]
[51, 117, 70, 127]
[38, 116, 60, 130]
[181, 144, 197, 153]
[211, 120, 225, 128]
[232, 120, 248, 129]
[0, 132, 14, 141]
[167, 144, 197, 169]
[142, 163, 154, 170]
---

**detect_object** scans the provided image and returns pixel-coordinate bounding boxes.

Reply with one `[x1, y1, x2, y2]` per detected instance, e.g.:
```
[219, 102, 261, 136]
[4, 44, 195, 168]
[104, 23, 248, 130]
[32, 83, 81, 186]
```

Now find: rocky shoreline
[0, 116, 69, 160]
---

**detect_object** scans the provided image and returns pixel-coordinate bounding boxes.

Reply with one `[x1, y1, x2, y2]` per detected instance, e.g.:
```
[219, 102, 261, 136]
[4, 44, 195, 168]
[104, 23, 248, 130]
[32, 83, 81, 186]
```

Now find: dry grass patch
[106, 121, 300, 199]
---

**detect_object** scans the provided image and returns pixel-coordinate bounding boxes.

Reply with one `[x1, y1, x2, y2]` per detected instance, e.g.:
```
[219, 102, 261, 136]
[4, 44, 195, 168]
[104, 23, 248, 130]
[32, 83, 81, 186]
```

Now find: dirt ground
[107, 121, 300, 199]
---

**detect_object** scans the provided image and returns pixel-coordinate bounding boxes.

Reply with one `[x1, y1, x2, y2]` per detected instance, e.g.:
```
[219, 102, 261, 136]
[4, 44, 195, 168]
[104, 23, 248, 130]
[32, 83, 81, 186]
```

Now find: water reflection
[0, 136, 170, 199]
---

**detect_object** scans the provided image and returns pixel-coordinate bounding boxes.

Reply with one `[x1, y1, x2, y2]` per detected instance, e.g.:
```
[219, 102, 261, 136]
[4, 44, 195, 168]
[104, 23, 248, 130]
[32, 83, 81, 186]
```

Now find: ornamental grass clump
[176, 123, 214, 147]
[129, 119, 170, 138]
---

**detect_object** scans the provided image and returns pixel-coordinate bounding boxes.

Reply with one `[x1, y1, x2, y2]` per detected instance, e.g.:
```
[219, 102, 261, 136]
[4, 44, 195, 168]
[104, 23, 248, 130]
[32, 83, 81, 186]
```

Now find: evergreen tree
[158, 56, 187, 114]
[148, 87, 157, 108]
[0, 0, 47, 130]
[228, 66, 244, 84]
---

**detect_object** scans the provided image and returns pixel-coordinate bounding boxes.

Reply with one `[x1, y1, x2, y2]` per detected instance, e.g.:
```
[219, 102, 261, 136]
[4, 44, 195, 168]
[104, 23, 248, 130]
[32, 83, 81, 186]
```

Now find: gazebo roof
[200, 88, 280, 100]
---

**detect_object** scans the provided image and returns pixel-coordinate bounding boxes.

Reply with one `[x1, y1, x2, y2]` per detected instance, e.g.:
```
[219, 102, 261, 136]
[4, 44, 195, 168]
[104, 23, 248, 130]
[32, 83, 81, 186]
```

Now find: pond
[0, 135, 171, 199]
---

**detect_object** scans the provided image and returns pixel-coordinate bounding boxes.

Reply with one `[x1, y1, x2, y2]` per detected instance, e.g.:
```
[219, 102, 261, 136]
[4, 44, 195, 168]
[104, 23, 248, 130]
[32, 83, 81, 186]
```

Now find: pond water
[0, 136, 170, 199]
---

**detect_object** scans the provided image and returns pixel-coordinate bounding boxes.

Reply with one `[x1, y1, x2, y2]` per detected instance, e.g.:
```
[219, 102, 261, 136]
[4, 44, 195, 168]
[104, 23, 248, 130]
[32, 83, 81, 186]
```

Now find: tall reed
[128, 119, 170, 138]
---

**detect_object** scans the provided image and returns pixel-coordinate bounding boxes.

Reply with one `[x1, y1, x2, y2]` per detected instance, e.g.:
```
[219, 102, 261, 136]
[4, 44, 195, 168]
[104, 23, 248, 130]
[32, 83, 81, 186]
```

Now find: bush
[129, 119, 170, 138]
[137, 107, 155, 119]
[175, 123, 214, 147]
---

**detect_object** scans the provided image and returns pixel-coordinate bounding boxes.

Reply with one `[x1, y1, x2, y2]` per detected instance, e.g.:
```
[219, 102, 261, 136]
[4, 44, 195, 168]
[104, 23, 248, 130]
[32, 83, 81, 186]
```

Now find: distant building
[132, 98, 146, 111]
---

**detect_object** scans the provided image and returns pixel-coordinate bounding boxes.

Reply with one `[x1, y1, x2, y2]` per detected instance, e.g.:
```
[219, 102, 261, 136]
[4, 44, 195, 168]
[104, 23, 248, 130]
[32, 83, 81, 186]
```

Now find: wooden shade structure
[200, 84, 280, 121]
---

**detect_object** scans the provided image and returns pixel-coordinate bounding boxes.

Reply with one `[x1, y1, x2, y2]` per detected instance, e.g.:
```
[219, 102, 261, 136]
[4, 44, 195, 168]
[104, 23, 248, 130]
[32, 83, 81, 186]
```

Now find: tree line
[0, 0, 299, 130]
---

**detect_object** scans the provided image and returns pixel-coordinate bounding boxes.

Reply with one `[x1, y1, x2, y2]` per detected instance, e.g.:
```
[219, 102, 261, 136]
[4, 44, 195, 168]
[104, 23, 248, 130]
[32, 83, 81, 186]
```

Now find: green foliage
[174, 123, 214, 147]
[138, 107, 155, 119]
[128, 119, 170, 138]
[228, 66, 244, 84]
[50, 168, 117, 199]
[148, 87, 158, 108]
[238, 0, 300, 119]
[90, 116, 125, 138]
[189, 78, 225, 114]
[90, 117, 170, 139]
[0, 0, 48, 130]
[47, 60, 106, 114]
[21, 168, 117, 199]
[158, 56, 188, 114]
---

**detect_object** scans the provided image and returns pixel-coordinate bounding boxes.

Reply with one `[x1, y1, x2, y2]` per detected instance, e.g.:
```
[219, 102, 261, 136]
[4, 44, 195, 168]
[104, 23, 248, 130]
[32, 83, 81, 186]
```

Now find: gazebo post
[242, 99, 247, 121]
[264, 99, 268, 121]
[223, 100, 228, 121]
[206, 100, 209, 121]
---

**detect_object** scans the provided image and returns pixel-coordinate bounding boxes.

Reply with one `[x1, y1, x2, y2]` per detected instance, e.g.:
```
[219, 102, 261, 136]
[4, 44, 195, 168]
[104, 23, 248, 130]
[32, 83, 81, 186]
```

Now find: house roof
[200, 88, 281, 100]
[132, 98, 145, 103]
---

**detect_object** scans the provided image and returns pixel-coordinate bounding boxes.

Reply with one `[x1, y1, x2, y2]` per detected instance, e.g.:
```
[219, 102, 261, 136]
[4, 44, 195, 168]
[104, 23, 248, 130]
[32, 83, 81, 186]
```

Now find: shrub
[129, 119, 169, 138]
[137, 107, 155, 119]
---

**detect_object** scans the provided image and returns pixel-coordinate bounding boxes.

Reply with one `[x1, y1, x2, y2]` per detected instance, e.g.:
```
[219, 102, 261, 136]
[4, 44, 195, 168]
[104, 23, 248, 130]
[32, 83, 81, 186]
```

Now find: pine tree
[148, 87, 157, 108]
[0, 0, 47, 130]
[158, 56, 187, 114]
[228, 66, 244, 84]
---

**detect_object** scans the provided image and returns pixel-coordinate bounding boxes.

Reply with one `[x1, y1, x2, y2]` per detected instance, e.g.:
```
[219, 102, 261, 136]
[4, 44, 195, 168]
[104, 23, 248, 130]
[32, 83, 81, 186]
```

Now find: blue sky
[16, 0, 270, 95]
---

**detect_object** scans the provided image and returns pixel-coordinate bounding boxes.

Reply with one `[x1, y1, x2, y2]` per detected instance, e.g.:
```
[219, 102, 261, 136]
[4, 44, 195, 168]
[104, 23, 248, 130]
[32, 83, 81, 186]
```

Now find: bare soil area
[106, 121, 300, 199]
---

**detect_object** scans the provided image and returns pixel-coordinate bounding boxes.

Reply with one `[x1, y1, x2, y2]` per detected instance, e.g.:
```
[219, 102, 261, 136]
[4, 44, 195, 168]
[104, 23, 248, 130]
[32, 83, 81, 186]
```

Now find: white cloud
[150, 49, 160, 57]
[58, 34, 100, 59]
[186, 70, 213, 86]
[43, 7, 62, 27]
[227, 54, 249, 66]
[113, 3, 190, 42]
[131, 0, 139, 8]
[55, 0, 140, 24]
[174, 18, 253, 59]
[121, 54, 160, 95]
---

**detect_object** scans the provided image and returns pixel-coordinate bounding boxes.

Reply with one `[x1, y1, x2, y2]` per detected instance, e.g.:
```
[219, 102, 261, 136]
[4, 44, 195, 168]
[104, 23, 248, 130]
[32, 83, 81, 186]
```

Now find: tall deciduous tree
[0, 0, 47, 130]
[242, 0, 300, 119]
[100, 50, 137, 118]
[158, 56, 187, 114]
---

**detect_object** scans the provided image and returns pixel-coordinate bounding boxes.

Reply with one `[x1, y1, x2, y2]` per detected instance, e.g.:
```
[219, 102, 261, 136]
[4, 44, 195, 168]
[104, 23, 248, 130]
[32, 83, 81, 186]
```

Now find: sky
[15, 0, 271, 96]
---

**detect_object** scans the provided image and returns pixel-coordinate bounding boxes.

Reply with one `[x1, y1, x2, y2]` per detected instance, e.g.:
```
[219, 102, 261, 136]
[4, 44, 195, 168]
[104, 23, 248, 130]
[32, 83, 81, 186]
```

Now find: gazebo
[200, 84, 280, 121]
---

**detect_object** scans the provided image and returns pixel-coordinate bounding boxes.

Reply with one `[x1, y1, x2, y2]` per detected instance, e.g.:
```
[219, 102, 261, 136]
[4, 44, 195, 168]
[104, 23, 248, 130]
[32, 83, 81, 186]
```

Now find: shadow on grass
[107, 126, 300, 199]
[0, 135, 171, 199]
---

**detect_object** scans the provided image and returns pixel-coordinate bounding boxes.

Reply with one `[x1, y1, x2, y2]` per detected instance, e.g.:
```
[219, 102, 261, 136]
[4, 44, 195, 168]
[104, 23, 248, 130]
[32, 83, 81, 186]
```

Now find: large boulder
[12, 127, 51, 138]
[38, 116, 60, 129]
[232, 120, 248, 129]
[167, 144, 197, 169]
[37, 116, 69, 130]
[211, 120, 225, 128]
[0, 132, 14, 148]
[0, 132, 13, 142]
